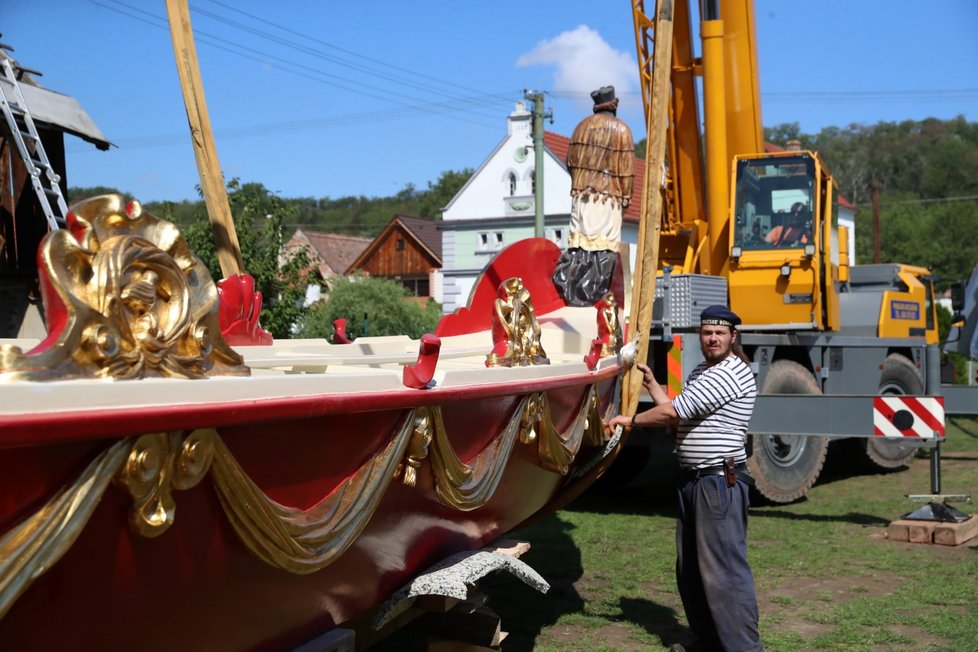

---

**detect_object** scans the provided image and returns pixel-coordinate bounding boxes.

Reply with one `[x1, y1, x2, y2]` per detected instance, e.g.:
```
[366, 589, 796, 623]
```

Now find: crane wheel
[747, 360, 828, 504]
[860, 354, 923, 469]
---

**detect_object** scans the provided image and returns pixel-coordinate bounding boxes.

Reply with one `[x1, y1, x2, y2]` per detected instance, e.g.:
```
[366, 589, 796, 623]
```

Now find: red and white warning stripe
[873, 396, 945, 439]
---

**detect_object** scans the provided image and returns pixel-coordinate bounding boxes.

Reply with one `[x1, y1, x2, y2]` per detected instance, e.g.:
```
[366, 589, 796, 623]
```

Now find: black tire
[860, 354, 923, 469]
[747, 360, 828, 504]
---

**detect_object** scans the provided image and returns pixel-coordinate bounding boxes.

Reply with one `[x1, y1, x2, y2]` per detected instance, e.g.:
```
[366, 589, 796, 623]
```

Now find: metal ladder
[0, 56, 67, 230]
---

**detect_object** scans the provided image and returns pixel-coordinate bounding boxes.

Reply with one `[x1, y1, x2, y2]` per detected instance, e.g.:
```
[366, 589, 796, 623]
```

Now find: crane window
[734, 155, 816, 250]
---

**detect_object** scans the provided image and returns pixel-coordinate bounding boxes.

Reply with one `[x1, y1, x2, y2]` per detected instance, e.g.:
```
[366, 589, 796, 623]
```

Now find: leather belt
[680, 462, 747, 479]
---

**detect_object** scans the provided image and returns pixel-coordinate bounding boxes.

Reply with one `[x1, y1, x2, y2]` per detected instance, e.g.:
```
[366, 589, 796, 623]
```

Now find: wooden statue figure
[552, 86, 634, 307]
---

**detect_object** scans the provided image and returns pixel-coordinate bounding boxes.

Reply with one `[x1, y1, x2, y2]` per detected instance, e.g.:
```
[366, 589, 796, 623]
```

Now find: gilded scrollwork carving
[486, 277, 550, 367]
[115, 430, 215, 537]
[0, 194, 248, 380]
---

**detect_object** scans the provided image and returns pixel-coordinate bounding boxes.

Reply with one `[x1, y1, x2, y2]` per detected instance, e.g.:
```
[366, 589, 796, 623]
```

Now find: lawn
[475, 417, 978, 651]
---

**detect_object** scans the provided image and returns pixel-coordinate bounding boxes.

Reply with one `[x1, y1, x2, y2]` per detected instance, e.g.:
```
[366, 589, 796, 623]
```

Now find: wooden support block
[291, 627, 355, 652]
[888, 519, 937, 543]
[933, 516, 978, 546]
[907, 520, 938, 543]
[488, 539, 530, 558]
[416, 603, 504, 650]
[887, 519, 912, 542]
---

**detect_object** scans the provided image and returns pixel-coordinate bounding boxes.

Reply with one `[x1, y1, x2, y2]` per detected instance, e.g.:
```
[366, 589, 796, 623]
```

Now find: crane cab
[727, 150, 841, 332]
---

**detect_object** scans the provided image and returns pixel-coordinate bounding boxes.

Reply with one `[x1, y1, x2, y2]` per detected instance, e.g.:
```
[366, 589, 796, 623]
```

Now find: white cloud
[516, 25, 636, 108]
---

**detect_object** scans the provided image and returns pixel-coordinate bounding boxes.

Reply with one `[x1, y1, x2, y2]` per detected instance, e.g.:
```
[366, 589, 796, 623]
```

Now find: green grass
[473, 417, 978, 651]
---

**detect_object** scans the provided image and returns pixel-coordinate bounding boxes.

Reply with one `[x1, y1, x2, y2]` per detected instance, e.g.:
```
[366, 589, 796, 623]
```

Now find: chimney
[507, 101, 532, 137]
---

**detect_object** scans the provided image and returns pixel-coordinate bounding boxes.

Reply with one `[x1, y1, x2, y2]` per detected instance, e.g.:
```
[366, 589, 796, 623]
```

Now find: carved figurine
[552, 85, 634, 306]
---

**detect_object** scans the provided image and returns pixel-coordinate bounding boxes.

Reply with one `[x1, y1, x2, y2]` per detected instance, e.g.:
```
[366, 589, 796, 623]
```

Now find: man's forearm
[633, 401, 678, 428]
[647, 380, 669, 406]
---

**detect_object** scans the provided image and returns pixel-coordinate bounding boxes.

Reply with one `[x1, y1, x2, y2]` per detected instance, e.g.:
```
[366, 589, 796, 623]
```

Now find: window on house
[530, 169, 536, 194]
[478, 232, 504, 252]
[545, 227, 565, 247]
[508, 172, 517, 196]
[396, 238, 405, 251]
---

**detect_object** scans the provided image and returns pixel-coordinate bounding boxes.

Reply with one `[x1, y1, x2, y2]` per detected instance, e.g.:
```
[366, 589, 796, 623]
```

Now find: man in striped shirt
[607, 305, 762, 652]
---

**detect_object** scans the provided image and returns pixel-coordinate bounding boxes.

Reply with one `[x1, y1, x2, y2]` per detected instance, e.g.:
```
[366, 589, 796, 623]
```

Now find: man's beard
[701, 344, 731, 363]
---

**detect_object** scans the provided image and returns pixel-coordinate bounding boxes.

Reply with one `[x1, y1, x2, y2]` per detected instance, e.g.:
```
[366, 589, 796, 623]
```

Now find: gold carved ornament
[0, 194, 247, 380]
[486, 277, 550, 367]
[597, 292, 622, 358]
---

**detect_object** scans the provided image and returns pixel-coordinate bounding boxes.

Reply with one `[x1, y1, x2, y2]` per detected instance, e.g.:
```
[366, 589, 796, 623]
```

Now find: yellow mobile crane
[629, 0, 961, 503]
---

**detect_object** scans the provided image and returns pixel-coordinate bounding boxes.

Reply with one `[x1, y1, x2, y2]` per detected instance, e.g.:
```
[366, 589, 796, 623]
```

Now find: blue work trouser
[676, 473, 762, 652]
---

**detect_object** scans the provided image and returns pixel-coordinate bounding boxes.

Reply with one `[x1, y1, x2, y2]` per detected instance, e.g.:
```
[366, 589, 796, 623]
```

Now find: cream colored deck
[0, 306, 619, 417]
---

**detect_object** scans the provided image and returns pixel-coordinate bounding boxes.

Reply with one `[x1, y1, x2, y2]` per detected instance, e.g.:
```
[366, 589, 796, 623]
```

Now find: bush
[298, 275, 442, 339]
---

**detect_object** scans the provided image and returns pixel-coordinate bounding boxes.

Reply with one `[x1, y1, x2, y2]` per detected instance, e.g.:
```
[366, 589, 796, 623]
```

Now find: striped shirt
[672, 354, 756, 469]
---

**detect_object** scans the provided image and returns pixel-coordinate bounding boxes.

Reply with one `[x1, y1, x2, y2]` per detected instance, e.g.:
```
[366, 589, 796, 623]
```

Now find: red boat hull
[0, 376, 617, 651]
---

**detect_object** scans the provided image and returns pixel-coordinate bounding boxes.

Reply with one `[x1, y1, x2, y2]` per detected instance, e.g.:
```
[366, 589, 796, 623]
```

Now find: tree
[298, 275, 442, 340]
[183, 179, 312, 338]
[416, 168, 473, 218]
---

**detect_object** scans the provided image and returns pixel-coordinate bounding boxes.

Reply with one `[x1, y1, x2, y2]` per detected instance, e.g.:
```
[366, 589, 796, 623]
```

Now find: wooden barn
[1, 46, 110, 337]
[346, 215, 442, 298]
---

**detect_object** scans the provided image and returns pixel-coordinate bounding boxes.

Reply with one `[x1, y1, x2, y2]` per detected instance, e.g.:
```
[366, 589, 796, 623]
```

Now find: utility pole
[872, 178, 881, 264]
[524, 90, 552, 238]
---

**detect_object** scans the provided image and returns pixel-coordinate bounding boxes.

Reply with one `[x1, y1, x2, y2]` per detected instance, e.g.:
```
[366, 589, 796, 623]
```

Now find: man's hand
[637, 362, 655, 391]
[604, 414, 634, 433]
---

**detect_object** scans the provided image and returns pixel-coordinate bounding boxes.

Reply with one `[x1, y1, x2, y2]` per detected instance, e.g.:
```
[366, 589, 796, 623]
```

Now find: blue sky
[3, 1, 977, 205]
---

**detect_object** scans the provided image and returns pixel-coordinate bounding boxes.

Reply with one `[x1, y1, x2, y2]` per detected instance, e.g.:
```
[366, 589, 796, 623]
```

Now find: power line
[200, 0, 514, 111]
[88, 0, 511, 132]
[854, 194, 978, 208]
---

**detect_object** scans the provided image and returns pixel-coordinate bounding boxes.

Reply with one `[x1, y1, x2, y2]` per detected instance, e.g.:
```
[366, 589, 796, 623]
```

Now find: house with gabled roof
[438, 101, 645, 314]
[346, 215, 442, 298]
[284, 228, 372, 280]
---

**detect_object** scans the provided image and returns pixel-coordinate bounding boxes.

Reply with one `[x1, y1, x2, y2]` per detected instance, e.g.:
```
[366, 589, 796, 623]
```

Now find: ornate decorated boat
[0, 194, 628, 650]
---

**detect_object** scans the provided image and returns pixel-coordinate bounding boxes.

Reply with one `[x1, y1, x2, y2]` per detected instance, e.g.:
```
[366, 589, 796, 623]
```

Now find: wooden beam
[624, 0, 674, 416]
[165, 0, 243, 278]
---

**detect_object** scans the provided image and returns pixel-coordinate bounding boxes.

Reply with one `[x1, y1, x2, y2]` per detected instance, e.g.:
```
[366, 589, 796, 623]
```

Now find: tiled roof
[396, 215, 442, 259]
[544, 131, 645, 224]
[293, 229, 371, 277]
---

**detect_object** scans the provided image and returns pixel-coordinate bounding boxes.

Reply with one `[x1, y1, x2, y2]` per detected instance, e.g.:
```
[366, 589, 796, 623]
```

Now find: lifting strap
[0, 57, 68, 231]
